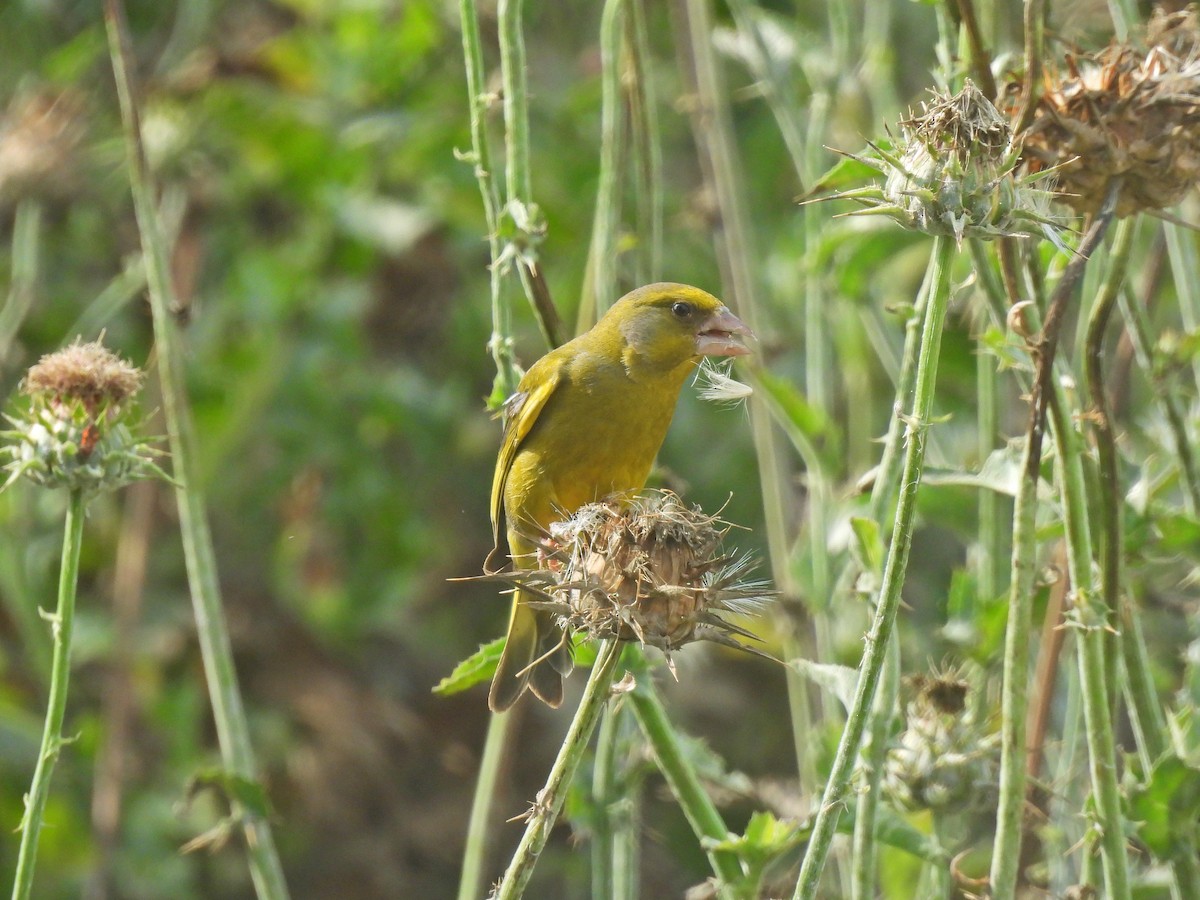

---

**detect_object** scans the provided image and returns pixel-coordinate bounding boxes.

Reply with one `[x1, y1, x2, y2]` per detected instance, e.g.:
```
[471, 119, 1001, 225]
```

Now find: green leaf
[788, 658, 859, 713]
[432, 637, 505, 696]
[804, 143, 893, 197]
[850, 516, 884, 577]
[185, 768, 272, 819]
[1127, 755, 1200, 859]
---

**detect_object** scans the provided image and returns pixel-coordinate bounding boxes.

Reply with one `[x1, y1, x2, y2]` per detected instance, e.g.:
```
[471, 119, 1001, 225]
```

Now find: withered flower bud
[3, 339, 167, 495]
[1018, 7, 1200, 217]
[883, 666, 998, 813]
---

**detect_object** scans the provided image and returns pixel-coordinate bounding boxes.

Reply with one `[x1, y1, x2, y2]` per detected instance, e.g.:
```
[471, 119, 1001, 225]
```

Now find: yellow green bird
[485, 282, 752, 712]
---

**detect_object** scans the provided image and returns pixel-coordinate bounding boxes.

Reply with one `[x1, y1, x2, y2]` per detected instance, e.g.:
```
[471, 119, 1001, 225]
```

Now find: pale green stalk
[457, 710, 513, 900]
[1046, 393, 1131, 900]
[494, 640, 624, 900]
[677, 0, 811, 794]
[849, 258, 937, 900]
[794, 235, 957, 900]
[586, 0, 626, 320]
[628, 675, 742, 897]
[11, 489, 84, 900]
[460, 0, 519, 399]
[990, 184, 1120, 900]
[628, 0, 663, 283]
[104, 5, 289, 897]
[592, 705, 619, 900]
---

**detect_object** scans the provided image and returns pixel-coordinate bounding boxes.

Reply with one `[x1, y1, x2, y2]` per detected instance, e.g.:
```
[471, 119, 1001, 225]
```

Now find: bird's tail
[488, 591, 573, 712]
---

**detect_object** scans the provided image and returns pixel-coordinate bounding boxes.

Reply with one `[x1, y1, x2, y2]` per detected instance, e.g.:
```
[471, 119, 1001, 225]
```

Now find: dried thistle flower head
[883, 665, 998, 813]
[23, 338, 142, 412]
[1019, 7, 1200, 217]
[820, 79, 1063, 245]
[503, 491, 773, 671]
[3, 339, 166, 495]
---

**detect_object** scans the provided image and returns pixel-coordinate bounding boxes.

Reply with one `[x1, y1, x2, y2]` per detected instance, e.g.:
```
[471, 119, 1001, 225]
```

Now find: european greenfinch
[486, 283, 752, 711]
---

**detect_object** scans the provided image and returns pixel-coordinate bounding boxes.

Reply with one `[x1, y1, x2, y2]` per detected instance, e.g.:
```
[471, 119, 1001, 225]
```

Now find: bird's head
[600, 283, 753, 378]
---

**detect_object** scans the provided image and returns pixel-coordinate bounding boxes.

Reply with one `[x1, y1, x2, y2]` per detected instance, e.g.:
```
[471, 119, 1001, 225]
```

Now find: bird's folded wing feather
[484, 365, 562, 574]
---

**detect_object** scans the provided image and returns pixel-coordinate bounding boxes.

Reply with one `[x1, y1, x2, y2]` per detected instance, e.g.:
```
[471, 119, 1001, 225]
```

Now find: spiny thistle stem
[103, 5, 289, 898]
[1045, 390, 1131, 900]
[989, 180, 1120, 900]
[492, 640, 624, 900]
[794, 234, 957, 899]
[458, 0, 520, 400]
[10, 488, 84, 900]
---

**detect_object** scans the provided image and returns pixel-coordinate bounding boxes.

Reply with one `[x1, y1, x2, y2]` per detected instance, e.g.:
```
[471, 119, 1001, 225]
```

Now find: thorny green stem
[104, 5, 290, 898]
[498, 0, 562, 348]
[1046, 391, 1131, 900]
[794, 235, 957, 900]
[457, 709, 514, 900]
[989, 181, 1120, 900]
[628, 672, 743, 896]
[493, 640, 624, 900]
[848, 261, 937, 900]
[1082, 217, 1133, 714]
[459, 0, 520, 399]
[11, 489, 84, 900]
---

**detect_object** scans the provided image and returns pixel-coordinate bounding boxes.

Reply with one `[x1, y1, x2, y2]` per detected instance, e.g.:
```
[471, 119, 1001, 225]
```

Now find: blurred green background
[3, 0, 1195, 898]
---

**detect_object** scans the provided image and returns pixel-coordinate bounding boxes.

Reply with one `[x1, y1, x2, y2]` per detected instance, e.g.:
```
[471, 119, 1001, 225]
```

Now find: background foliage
[1, 0, 1199, 898]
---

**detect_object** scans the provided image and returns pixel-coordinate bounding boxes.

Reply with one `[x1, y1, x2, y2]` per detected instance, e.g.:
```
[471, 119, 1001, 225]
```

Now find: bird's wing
[484, 364, 562, 574]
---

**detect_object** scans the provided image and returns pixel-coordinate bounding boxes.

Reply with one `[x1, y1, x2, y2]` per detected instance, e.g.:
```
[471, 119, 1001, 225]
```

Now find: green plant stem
[1083, 217, 1133, 718]
[104, 5, 289, 898]
[628, 674, 743, 895]
[976, 299, 1001, 609]
[627, 0, 663, 284]
[11, 488, 84, 900]
[989, 182, 1120, 900]
[1093, 228, 1200, 899]
[794, 234, 957, 900]
[586, 0, 626, 320]
[1046, 392, 1131, 900]
[676, 0, 811, 800]
[459, 0, 521, 397]
[494, 640, 624, 900]
[497, 0, 562, 348]
[457, 709, 513, 900]
[592, 704, 619, 900]
[848, 264, 936, 900]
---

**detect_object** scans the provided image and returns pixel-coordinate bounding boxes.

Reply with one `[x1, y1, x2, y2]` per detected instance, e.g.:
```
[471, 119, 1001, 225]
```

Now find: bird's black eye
[671, 301, 694, 319]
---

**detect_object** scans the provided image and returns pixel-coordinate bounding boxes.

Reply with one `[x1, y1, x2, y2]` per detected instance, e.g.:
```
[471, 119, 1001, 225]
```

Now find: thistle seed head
[504, 491, 773, 665]
[1018, 7, 1200, 217]
[3, 339, 166, 495]
[820, 80, 1064, 245]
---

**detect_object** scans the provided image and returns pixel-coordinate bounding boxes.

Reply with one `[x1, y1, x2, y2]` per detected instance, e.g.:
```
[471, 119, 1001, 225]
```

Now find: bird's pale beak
[695, 307, 754, 357]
